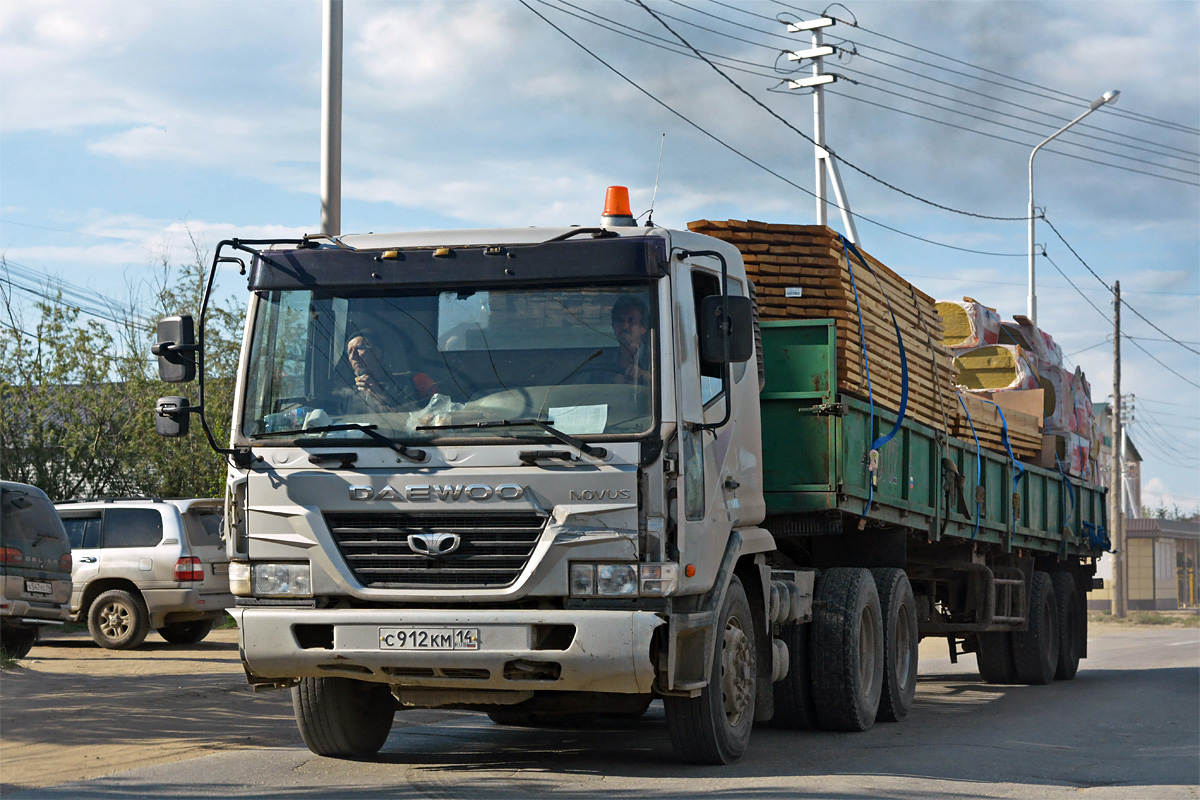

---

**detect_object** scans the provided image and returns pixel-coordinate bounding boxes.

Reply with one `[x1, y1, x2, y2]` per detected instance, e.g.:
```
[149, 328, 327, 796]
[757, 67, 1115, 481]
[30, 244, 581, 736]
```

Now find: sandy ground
[1, 617, 1194, 793]
[0, 628, 296, 794]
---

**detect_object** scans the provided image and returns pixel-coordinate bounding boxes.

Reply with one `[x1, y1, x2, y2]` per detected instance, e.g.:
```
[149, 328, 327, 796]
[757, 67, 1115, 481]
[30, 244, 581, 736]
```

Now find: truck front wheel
[292, 677, 396, 758]
[811, 567, 884, 731]
[664, 575, 756, 764]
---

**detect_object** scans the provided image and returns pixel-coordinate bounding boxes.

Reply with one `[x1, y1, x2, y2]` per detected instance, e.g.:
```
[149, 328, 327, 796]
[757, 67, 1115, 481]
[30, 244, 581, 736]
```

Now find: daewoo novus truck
[152, 187, 1106, 764]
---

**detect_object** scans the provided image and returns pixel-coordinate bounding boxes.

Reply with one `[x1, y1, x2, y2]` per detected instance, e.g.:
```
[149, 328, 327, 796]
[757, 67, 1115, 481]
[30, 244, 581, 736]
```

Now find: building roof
[1126, 517, 1200, 541]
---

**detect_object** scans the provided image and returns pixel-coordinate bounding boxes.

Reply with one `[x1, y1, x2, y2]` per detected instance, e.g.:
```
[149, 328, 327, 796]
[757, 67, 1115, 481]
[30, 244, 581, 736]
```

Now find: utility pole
[320, 0, 343, 236]
[784, 16, 858, 242]
[1110, 280, 1126, 618]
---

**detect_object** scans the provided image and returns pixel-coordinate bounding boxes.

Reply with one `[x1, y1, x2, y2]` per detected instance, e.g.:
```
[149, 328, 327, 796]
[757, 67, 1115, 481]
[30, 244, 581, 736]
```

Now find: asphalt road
[4, 625, 1197, 800]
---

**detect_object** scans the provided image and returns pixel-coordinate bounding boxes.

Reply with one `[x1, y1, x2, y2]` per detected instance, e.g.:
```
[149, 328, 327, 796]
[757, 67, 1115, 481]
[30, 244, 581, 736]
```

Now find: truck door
[675, 259, 741, 582]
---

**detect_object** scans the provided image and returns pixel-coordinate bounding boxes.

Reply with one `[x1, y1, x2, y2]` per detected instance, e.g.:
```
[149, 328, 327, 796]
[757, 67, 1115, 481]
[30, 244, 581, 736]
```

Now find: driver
[344, 332, 437, 413]
[610, 294, 651, 385]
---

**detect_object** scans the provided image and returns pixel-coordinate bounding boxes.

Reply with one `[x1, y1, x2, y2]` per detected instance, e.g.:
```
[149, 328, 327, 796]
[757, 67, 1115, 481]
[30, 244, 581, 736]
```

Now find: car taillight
[59, 553, 73, 571]
[174, 556, 204, 581]
[0, 546, 22, 565]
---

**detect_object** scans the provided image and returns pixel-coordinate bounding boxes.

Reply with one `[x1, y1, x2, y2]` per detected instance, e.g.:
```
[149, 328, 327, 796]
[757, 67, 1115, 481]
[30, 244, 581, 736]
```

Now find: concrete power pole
[321, 0, 343, 236]
[1110, 280, 1126, 618]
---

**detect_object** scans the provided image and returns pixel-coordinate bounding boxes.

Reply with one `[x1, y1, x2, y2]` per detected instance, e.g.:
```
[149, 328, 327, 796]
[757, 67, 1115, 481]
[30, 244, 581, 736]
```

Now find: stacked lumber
[688, 219, 959, 431]
[952, 392, 1043, 462]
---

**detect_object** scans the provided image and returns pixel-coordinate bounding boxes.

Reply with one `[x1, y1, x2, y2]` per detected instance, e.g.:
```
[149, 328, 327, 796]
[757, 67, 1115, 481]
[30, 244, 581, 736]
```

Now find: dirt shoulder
[0, 628, 296, 794]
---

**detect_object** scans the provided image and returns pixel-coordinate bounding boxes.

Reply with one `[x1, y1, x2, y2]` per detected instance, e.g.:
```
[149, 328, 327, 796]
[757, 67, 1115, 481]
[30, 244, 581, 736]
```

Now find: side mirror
[155, 396, 192, 437]
[699, 295, 754, 364]
[152, 315, 197, 383]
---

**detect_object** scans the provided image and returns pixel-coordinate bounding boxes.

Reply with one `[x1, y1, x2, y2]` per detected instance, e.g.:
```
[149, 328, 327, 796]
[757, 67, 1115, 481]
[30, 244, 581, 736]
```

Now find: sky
[1, 0, 1197, 513]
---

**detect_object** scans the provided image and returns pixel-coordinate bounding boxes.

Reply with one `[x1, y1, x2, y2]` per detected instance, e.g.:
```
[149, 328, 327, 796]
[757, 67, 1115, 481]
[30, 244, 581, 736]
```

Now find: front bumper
[233, 606, 664, 695]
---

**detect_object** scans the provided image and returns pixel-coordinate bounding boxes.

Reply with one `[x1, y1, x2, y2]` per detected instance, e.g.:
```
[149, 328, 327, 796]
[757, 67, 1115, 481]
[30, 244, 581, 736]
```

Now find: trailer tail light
[0, 546, 22, 565]
[174, 556, 204, 582]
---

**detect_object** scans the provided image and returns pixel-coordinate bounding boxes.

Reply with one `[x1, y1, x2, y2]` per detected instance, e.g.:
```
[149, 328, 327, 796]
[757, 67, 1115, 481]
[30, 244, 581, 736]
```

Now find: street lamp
[1027, 89, 1120, 326]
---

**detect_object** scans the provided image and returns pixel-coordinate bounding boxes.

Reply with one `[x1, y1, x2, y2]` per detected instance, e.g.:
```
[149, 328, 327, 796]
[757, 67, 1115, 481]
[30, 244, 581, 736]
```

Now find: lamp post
[1027, 89, 1119, 326]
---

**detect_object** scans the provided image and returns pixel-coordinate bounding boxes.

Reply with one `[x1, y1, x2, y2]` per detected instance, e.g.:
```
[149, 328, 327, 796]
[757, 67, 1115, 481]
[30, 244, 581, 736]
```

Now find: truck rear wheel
[664, 575, 756, 764]
[871, 568, 918, 722]
[1051, 572, 1082, 680]
[1012, 571, 1058, 685]
[976, 632, 1017, 684]
[772, 620, 818, 729]
[811, 567, 884, 731]
[292, 677, 396, 758]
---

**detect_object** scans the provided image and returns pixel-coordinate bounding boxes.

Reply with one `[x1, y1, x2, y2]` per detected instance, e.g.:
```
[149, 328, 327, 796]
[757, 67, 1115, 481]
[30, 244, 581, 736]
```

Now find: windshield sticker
[549, 405, 608, 435]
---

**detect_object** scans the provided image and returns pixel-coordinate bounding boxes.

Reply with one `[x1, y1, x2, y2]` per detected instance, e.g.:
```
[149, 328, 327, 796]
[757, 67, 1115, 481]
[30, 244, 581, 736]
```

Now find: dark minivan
[1, 482, 72, 658]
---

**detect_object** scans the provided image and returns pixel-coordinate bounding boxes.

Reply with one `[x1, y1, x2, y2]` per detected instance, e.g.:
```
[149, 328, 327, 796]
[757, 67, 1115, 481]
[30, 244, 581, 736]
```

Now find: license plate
[25, 580, 52, 595]
[379, 627, 480, 651]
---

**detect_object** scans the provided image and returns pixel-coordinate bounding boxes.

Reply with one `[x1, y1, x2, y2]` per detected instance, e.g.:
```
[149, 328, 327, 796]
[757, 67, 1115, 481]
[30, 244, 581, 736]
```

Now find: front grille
[324, 512, 547, 589]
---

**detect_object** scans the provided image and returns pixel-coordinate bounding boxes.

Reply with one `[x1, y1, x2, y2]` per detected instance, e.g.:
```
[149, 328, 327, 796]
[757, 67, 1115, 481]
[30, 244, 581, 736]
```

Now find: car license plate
[379, 627, 480, 651]
[25, 580, 52, 595]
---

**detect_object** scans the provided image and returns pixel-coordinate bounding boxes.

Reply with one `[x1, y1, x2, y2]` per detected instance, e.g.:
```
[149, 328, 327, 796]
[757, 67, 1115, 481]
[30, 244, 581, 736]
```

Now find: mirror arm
[678, 248, 733, 431]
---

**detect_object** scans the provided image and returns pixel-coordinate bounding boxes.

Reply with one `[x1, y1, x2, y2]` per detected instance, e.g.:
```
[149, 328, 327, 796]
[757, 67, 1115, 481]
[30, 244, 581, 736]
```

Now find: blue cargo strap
[1082, 521, 1113, 553]
[956, 393, 983, 541]
[971, 396, 1025, 538]
[1054, 453, 1077, 529]
[839, 235, 909, 521]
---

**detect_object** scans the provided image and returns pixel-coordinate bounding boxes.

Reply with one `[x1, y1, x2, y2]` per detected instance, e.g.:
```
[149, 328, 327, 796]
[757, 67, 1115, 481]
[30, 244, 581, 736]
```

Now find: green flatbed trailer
[757, 319, 1106, 652]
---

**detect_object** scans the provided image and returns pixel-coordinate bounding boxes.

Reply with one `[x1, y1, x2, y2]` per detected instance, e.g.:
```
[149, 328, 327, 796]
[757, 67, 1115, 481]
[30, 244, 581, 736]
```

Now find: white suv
[55, 498, 233, 649]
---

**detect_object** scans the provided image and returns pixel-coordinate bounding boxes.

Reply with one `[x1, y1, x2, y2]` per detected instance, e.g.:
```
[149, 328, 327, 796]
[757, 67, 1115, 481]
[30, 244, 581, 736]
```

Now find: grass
[1088, 610, 1200, 628]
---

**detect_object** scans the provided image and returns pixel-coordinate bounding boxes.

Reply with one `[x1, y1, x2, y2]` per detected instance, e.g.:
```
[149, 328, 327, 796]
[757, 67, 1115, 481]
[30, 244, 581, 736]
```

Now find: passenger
[344, 333, 437, 413]
[610, 295, 651, 385]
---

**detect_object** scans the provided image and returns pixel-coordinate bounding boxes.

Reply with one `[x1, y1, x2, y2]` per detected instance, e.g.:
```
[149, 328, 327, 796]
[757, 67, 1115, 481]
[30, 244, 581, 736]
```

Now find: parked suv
[1, 482, 73, 659]
[55, 498, 232, 649]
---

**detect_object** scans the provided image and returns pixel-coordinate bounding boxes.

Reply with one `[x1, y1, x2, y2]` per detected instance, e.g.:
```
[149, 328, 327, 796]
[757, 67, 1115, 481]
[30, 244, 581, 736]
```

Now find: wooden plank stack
[688, 219, 960, 432]
[952, 392, 1043, 462]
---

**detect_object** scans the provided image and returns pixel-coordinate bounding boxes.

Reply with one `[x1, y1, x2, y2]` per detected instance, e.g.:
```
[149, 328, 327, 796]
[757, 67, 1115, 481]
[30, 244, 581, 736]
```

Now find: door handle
[78, 556, 97, 563]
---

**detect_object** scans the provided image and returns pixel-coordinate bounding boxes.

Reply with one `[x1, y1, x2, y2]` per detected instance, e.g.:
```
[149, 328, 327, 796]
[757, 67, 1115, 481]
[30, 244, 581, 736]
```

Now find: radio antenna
[645, 133, 665, 227]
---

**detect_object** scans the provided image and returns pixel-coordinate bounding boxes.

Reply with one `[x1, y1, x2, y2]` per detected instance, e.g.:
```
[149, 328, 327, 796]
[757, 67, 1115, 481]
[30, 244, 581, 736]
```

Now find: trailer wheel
[1012, 571, 1058, 685]
[292, 677, 396, 758]
[871, 568, 918, 722]
[975, 632, 1017, 684]
[664, 575, 756, 764]
[811, 567, 884, 731]
[772, 620, 818, 729]
[1051, 572, 1082, 681]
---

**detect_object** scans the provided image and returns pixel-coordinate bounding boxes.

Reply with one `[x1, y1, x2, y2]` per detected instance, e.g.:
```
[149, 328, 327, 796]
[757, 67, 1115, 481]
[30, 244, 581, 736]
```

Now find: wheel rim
[721, 613, 753, 727]
[98, 601, 131, 640]
[894, 602, 915, 690]
[859, 606, 878, 689]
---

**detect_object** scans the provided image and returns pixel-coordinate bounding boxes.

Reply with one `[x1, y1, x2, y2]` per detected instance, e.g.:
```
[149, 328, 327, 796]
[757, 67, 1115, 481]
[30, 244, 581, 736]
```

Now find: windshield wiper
[252, 422, 428, 463]
[417, 418, 607, 460]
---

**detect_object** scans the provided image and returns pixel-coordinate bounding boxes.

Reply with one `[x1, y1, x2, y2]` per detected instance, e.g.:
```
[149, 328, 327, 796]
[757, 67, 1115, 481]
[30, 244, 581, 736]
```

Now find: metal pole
[1026, 90, 1119, 326]
[1111, 280, 1125, 618]
[320, 0, 343, 236]
[812, 24, 827, 228]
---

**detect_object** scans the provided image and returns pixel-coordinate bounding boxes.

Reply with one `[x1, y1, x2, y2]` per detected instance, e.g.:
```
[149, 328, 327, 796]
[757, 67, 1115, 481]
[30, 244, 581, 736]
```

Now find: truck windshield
[240, 284, 657, 444]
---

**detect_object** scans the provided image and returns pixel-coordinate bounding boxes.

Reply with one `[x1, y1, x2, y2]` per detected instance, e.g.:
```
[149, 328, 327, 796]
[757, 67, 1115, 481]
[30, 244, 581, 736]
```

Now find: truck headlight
[569, 563, 678, 597]
[251, 563, 312, 598]
[229, 562, 251, 596]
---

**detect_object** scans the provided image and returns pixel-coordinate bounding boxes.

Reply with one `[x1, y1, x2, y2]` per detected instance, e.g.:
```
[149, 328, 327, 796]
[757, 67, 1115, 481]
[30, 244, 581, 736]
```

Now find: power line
[631, 0, 1037, 222]
[524, 0, 1028, 257]
[1042, 217, 1200, 355]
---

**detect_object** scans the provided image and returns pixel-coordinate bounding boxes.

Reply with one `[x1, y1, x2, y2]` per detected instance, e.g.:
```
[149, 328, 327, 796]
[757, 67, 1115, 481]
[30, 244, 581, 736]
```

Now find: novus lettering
[569, 489, 633, 501]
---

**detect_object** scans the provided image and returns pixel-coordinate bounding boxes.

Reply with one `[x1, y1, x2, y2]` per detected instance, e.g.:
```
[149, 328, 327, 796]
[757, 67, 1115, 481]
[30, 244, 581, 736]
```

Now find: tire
[975, 632, 1017, 684]
[1012, 571, 1058, 686]
[292, 677, 396, 758]
[157, 620, 214, 645]
[87, 589, 150, 650]
[0, 625, 38, 660]
[811, 568, 884, 732]
[871, 568, 918, 722]
[664, 575, 757, 764]
[772, 621, 818, 730]
[1051, 572, 1082, 681]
